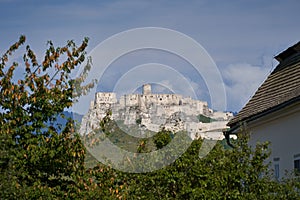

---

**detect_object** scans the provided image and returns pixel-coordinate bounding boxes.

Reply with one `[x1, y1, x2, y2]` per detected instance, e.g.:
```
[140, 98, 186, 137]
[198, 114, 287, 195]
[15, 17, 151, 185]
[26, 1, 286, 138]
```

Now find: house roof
[228, 42, 300, 128]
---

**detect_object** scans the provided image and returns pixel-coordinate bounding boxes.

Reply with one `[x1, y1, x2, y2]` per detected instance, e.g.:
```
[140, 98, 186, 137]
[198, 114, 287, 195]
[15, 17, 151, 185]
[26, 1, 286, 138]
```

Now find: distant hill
[47, 111, 83, 131]
[61, 111, 84, 123]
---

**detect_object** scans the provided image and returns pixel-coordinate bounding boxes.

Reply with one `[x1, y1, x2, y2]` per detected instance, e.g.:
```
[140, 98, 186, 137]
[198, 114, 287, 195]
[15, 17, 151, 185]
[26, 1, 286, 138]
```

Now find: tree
[83, 112, 300, 199]
[0, 35, 100, 199]
[83, 127, 300, 199]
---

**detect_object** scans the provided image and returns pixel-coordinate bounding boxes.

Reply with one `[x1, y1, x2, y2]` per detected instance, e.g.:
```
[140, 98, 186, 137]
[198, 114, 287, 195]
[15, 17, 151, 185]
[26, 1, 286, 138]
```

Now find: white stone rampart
[211, 111, 233, 121]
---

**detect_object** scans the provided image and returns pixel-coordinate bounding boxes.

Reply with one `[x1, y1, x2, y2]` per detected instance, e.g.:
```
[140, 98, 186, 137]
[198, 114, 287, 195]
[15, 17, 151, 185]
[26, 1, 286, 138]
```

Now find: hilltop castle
[80, 84, 233, 140]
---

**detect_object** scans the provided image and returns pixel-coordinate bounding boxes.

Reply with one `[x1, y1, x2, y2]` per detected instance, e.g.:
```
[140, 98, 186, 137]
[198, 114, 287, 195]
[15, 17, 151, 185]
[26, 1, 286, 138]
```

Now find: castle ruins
[80, 84, 233, 140]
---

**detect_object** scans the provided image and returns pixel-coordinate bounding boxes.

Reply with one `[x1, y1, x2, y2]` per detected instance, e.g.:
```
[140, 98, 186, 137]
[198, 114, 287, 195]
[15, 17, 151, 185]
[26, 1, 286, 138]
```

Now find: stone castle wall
[80, 84, 233, 140]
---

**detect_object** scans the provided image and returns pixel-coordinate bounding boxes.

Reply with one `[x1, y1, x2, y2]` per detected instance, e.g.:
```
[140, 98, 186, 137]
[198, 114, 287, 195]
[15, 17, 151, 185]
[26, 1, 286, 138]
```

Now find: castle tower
[142, 84, 151, 95]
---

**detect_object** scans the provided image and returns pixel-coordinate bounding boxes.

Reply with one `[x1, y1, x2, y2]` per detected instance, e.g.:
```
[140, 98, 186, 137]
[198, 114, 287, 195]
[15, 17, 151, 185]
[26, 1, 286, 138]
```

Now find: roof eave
[275, 41, 300, 62]
[227, 95, 300, 134]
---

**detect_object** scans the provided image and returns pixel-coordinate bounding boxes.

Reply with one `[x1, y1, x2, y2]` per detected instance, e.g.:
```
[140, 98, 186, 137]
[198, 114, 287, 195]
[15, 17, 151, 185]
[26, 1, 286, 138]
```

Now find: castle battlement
[93, 84, 206, 108]
[95, 92, 117, 104]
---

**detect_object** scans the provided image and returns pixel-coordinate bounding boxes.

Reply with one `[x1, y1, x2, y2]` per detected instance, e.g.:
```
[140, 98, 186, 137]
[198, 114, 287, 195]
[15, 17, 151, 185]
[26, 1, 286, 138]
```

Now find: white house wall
[247, 103, 300, 179]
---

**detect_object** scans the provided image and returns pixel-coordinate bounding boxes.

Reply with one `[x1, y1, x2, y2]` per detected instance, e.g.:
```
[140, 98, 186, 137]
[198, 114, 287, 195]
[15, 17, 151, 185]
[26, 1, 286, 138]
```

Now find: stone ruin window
[179, 100, 182, 105]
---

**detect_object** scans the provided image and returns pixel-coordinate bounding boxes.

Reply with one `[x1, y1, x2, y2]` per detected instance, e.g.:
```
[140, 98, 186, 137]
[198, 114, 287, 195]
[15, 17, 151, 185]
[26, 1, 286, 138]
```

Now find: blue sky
[1, 0, 300, 113]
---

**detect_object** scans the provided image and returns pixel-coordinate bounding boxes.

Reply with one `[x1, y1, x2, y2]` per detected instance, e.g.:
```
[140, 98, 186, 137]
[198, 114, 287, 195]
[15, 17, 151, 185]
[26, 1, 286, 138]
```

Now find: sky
[1, 0, 300, 114]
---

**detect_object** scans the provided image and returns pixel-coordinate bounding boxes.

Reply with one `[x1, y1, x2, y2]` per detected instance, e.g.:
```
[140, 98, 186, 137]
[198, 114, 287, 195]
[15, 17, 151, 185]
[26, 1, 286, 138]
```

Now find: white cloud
[221, 63, 271, 112]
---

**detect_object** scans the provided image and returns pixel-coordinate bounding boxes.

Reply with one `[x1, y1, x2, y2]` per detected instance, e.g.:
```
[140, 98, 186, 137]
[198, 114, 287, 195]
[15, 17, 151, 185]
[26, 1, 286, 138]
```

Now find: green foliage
[0, 36, 98, 199]
[1, 36, 299, 199]
[153, 129, 173, 149]
[83, 126, 299, 199]
[197, 114, 216, 123]
[92, 133, 299, 199]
